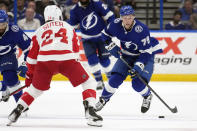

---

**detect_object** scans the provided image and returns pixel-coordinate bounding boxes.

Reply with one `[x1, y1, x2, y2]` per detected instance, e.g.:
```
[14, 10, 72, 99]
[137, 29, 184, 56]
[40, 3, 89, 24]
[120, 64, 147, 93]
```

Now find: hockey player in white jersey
[8, 5, 102, 127]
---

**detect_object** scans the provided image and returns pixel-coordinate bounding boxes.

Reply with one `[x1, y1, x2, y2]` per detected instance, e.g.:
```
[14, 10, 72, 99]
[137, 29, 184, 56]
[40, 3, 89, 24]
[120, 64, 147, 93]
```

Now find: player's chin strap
[118, 52, 178, 113]
[0, 85, 27, 102]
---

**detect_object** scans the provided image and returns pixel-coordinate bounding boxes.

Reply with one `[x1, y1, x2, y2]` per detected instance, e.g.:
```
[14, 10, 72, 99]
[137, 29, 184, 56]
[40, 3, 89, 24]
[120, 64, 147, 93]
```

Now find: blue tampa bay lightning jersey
[68, 0, 115, 39]
[102, 18, 163, 64]
[0, 24, 31, 61]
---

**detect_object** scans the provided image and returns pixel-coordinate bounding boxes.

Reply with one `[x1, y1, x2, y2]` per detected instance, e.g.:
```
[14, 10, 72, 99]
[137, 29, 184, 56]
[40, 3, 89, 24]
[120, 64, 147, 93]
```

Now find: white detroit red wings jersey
[26, 20, 80, 66]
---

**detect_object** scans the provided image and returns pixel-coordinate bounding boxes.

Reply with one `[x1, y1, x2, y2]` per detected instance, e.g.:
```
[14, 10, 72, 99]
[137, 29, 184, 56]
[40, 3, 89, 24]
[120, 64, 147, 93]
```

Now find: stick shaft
[119, 56, 177, 113]
[0, 85, 27, 102]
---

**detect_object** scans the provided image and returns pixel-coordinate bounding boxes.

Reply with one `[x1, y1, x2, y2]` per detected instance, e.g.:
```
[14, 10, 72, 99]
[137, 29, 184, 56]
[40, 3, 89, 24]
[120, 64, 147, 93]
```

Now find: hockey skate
[1, 89, 10, 102]
[96, 81, 104, 90]
[141, 93, 153, 113]
[7, 104, 25, 126]
[83, 100, 103, 127]
[95, 97, 108, 112]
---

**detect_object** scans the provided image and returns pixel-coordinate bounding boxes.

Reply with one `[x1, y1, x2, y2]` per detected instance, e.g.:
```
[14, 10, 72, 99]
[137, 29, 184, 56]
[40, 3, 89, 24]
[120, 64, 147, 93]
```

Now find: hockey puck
[158, 116, 165, 118]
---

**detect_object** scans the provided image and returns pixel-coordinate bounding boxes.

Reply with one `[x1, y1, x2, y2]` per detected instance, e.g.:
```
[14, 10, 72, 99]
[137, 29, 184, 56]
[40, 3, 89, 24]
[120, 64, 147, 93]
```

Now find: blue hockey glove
[129, 62, 144, 79]
[105, 42, 121, 58]
[17, 62, 28, 78]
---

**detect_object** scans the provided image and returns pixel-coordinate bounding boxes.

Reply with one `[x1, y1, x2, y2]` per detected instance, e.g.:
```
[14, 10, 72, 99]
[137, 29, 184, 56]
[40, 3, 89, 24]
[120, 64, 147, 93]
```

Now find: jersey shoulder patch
[11, 25, 19, 32]
[134, 25, 143, 33]
[114, 18, 121, 24]
[134, 20, 150, 34]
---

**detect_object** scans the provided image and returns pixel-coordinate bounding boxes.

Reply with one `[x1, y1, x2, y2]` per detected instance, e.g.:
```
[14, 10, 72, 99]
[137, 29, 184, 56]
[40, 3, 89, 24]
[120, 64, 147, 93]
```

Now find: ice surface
[0, 81, 197, 131]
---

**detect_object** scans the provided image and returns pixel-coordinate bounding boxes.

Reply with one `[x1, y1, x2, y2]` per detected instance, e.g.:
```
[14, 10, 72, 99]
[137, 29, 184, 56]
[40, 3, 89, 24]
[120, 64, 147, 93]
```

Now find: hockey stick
[119, 54, 178, 113]
[0, 85, 27, 102]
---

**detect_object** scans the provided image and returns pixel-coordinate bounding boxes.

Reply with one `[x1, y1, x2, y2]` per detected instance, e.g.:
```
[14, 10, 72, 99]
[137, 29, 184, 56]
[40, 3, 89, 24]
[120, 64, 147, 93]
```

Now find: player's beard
[80, 0, 89, 7]
[124, 22, 134, 31]
[0, 23, 7, 36]
[0, 29, 6, 36]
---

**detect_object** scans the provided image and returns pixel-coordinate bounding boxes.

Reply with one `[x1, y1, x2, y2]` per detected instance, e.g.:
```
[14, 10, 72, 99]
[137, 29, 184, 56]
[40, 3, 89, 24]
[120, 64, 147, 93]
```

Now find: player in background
[0, 10, 31, 102]
[95, 6, 163, 113]
[68, 0, 115, 90]
[8, 5, 103, 127]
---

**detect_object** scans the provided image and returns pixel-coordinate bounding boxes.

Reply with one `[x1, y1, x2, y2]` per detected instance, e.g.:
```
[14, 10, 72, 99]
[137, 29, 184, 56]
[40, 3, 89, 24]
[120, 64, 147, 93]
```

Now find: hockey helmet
[120, 6, 135, 16]
[44, 5, 63, 22]
[0, 10, 8, 23]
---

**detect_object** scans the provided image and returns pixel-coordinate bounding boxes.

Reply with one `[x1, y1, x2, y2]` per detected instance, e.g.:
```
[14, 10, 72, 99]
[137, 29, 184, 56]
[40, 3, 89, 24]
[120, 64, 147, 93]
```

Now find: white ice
[0, 81, 197, 131]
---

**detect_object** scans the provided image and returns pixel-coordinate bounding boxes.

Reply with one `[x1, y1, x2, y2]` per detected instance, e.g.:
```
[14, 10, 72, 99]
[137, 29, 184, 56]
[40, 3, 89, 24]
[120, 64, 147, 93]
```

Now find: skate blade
[21, 111, 28, 118]
[87, 119, 102, 127]
[6, 121, 13, 126]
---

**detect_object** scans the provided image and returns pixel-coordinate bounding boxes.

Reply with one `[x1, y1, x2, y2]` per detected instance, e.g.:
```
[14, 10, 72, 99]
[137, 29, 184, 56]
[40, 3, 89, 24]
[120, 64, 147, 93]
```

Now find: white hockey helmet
[44, 5, 63, 22]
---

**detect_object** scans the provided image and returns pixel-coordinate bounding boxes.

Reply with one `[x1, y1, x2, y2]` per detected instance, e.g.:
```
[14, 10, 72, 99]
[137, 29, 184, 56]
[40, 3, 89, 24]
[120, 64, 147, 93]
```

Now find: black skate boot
[83, 100, 103, 127]
[96, 81, 104, 90]
[7, 104, 24, 126]
[141, 93, 153, 113]
[95, 97, 108, 112]
[1, 89, 10, 102]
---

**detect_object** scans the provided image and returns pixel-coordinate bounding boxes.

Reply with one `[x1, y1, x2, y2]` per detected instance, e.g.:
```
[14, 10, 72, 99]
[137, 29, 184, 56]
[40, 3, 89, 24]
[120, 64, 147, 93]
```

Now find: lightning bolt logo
[82, 12, 98, 30]
[85, 12, 94, 30]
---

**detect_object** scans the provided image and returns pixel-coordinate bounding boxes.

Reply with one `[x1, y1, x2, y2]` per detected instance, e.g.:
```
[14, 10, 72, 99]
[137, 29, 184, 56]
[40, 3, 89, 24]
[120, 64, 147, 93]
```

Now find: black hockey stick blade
[171, 106, 178, 113]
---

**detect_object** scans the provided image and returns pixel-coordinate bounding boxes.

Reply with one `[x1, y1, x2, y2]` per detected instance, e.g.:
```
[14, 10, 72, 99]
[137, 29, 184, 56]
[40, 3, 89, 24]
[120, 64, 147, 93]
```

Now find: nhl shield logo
[135, 25, 143, 33]
[11, 25, 19, 32]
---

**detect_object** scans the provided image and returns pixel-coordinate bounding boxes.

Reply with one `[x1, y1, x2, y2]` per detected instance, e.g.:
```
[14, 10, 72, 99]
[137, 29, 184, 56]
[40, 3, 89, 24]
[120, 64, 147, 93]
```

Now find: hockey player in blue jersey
[95, 6, 163, 113]
[68, 0, 115, 90]
[0, 10, 31, 102]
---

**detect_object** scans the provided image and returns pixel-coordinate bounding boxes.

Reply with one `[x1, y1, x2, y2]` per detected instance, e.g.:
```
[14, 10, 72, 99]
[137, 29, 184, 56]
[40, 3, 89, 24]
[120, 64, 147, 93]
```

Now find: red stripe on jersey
[29, 36, 40, 60]
[72, 30, 79, 53]
[27, 35, 40, 73]
[39, 50, 72, 55]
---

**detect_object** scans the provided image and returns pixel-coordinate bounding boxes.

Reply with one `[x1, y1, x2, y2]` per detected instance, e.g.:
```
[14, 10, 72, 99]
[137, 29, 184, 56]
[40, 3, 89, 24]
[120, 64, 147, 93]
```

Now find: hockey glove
[25, 71, 33, 87]
[105, 42, 121, 58]
[17, 62, 28, 78]
[129, 62, 144, 79]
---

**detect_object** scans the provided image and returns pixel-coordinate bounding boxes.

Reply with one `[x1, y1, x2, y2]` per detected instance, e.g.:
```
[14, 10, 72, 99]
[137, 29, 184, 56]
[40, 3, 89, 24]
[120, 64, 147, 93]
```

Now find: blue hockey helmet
[0, 10, 8, 23]
[120, 6, 135, 16]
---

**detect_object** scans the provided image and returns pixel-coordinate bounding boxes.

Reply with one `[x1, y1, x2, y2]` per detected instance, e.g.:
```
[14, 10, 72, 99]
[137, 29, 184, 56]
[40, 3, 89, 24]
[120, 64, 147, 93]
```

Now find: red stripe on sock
[20, 92, 35, 106]
[82, 89, 96, 100]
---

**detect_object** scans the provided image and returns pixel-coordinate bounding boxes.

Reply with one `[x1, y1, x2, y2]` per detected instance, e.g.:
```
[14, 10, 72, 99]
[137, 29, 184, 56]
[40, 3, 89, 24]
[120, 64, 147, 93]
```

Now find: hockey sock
[105, 72, 111, 79]
[82, 89, 96, 100]
[82, 89, 96, 107]
[142, 88, 151, 98]
[13, 90, 23, 102]
[93, 70, 103, 82]
[0, 81, 2, 91]
[132, 77, 152, 97]
[101, 88, 113, 101]
[0, 81, 6, 91]
[99, 58, 111, 79]
[20, 92, 35, 106]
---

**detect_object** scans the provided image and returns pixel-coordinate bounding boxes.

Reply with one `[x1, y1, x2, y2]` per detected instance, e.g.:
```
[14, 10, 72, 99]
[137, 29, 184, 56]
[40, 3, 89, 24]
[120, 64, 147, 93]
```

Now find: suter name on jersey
[43, 21, 64, 30]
